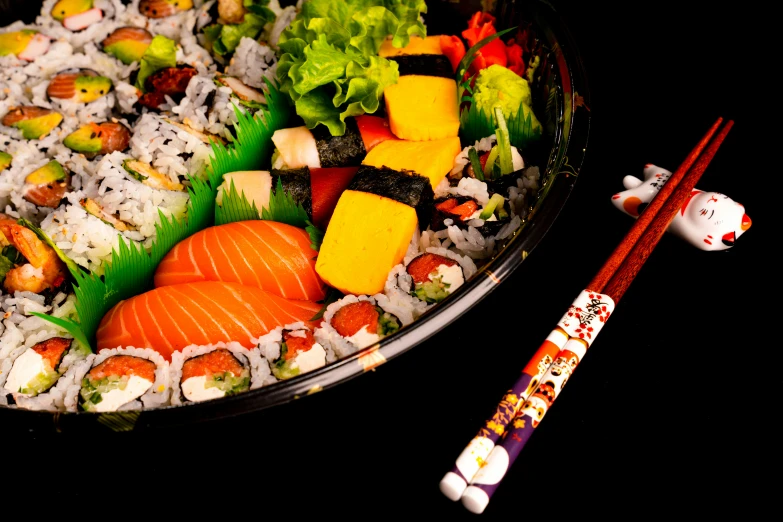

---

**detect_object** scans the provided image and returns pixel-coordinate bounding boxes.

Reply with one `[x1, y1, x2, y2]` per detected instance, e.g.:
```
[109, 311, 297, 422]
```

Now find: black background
[1, 0, 777, 517]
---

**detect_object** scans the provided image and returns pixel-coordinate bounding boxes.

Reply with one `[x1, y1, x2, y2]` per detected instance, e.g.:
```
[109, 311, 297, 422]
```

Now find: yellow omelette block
[378, 35, 443, 57]
[384, 75, 460, 141]
[362, 136, 462, 188]
[316, 190, 418, 296]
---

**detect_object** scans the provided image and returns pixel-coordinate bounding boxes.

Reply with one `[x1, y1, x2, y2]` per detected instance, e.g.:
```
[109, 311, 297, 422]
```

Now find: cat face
[671, 190, 752, 250]
[611, 164, 751, 251]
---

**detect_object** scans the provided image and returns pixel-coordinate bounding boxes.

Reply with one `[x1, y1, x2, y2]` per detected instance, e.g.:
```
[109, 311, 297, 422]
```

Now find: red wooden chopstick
[457, 118, 734, 514]
[439, 117, 727, 504]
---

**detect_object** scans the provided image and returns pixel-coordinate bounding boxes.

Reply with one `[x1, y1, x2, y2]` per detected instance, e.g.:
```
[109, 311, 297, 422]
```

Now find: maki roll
[271, 117, 367, 170]
[430, 195, 508, 237]
[256, 322, 328, 381]
[69, 347, 170, 412]
[170, 342, 271, 405]
[376, 245, 478, 325]
[406, 252, 466, 304]
[2, 337, 72, 398]
[1, 337, 90, 412]
[315, 296, 401, 359]
[315, 165, 434, 296]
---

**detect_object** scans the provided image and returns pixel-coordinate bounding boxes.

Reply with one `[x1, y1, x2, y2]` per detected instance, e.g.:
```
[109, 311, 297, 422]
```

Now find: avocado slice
[63, 124, 103, 154]
[0, 30, 36, 57]
[74, 75, 112, 103]
[25, 160, 67, 185]
[0, 152, 12, 172]
[103, 40, 150, 65]
[51, 0, 93, 22]
[14, 113, 64, 140]
[123, 159, 184, 191]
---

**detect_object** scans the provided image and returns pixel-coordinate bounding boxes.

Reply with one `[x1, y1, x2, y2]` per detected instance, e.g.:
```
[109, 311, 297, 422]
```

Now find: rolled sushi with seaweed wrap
[314, 295, 401, 359]
[270, 117, 368, 170]
[255, 321, 329, 381]
[169, 341, 272, 405]
[66, 346, 170, 412]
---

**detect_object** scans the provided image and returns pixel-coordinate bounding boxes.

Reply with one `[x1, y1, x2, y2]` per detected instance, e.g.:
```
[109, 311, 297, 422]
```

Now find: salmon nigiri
[96, 281, 322, 361]
[154, 220, 326, 301]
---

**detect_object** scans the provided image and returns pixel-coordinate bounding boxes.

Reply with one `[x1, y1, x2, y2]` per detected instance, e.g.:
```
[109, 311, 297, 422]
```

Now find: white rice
[225, 37, 278, 89]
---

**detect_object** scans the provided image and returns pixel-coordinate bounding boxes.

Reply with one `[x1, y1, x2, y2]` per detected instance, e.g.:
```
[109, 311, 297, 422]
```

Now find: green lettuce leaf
[215, 12, 268, 56]
[135, 35, 178, 92]
[276, 0, 426, 136]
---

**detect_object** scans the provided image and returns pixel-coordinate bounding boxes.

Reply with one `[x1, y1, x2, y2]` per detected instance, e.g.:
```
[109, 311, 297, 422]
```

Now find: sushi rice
[0, 0, 543, 413]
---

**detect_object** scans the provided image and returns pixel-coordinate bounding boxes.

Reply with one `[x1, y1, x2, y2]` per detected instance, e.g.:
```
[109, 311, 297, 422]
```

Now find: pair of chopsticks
[439, 117, 734, 514]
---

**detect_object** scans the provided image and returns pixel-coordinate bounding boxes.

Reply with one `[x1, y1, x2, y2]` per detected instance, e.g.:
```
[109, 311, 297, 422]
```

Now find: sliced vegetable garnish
[484, 145, 499, 180]
[494, 106, 513, 176]
[468, 146, 484, 181]
[479, 193, 505, 220]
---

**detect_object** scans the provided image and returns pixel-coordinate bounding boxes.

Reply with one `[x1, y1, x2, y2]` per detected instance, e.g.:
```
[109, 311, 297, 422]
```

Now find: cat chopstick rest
[611, 164, 752, 251]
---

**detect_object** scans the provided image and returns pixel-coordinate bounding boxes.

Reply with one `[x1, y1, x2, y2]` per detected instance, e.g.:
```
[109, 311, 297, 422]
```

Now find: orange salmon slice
[95, 281, 322, 362]
[154, 220, 326, 301]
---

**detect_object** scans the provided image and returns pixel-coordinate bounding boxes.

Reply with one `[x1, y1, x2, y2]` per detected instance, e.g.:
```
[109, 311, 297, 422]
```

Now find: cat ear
[622, 175, 643, 189]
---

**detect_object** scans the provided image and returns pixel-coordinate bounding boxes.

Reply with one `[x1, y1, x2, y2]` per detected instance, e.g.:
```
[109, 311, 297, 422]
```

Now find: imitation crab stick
[154, 220, 326, 302]
[95, 281, 322, 361]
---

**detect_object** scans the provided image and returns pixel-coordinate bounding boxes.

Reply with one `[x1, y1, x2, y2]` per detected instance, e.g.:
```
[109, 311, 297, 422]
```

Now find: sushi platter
[0, 0, 589, 431]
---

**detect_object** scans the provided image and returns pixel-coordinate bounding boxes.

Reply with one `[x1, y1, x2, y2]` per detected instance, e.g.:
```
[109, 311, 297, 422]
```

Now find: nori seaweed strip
[310, 117, 366, 168]
[348, 165, 434, 226]
[388, 55, 454, 79]
[485, 166, 533, 196]
[270, 167, 312, 219]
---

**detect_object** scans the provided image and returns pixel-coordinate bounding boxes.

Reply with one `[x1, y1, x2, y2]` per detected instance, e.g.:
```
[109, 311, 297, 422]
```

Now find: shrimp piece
[0, 219, 68, 294]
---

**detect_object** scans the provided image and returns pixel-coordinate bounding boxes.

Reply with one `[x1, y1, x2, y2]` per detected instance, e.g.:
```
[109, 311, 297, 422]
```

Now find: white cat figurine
[611, 164, 751, 251]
